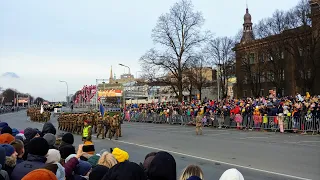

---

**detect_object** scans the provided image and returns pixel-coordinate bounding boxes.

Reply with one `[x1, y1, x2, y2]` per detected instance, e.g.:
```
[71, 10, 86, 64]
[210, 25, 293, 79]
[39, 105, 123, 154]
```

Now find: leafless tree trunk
[140, 0, 210, 102]
[205, 36, 235, 98]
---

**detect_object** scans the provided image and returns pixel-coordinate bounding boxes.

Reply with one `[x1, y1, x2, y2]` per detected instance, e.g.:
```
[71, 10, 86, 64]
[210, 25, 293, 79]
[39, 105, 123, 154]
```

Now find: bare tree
[205, 36, 235, 98]
[140, 0, 210, 102]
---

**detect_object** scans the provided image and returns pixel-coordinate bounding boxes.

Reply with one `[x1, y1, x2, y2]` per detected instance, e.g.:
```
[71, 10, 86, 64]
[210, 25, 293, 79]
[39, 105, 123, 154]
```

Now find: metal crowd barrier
[125, 112, 320, 134]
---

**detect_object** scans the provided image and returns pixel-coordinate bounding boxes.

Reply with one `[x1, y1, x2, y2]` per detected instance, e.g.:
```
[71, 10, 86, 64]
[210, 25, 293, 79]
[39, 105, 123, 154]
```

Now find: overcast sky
[0, 0, 300, 101]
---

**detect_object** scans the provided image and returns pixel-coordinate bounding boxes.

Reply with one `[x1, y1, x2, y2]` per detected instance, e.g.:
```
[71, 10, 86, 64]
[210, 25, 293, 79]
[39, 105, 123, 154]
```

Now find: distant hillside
[1, 72, 19, 78]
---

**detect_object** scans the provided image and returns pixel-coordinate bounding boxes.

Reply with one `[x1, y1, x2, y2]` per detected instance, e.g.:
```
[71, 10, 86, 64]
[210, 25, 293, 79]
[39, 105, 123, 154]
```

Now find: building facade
[234, 1, 320, 98]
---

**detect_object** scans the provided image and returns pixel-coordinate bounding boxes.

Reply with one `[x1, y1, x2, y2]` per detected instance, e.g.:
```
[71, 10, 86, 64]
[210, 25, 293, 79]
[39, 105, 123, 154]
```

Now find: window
[281, 51, 285, 59]
[279, 69, 285, 80]
[259, 54, 264, 62]
[249, 53, 255, 64]
[267, 71, 274, 82]
[243, 76, 248, 84]
[268, 54, 273, 61]
[307, 69, 311, 79]
[261, 72, 265, 83]
[260, 89, 264, 96]
[243, 90, 247, 97]
[299, 48, 303, 56]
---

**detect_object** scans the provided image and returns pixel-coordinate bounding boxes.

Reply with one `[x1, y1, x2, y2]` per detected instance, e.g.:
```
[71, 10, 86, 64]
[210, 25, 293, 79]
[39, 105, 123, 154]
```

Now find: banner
[98, 89, 122, 97]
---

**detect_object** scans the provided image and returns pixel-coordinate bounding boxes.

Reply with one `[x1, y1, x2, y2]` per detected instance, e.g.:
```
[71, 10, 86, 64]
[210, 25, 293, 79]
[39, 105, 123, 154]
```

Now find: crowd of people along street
[123, 94, 320, 134]
[0, 121, 244, 180]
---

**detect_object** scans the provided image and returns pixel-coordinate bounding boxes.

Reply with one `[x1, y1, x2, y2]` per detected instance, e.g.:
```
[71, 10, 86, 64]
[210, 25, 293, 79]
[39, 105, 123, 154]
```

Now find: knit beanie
[89, 165, 109, 180]
[87, 155, 100, 167]
[22, 169, 58, 180]
[59, 145, 75, 159]
[1, 126, 12, 135]
[62, 133, 74, 145]
[28, 137, 49, 156]
[46, 149, 61, 164]
[0, 133, 15, 144]
[219, 168, 244, 180]
[43, 133, 56, 147]
[0, 122, 8, 129]
[148, 151, 176, 180]
[75, 160, 92, 176]
[12, 128, 19, 136]
[0, 144, 15, 156]
[84, 141, 95, 155]
[112, 147, 129, 163]
[24, 127, 38, 140]
[15, 133, 26, 141]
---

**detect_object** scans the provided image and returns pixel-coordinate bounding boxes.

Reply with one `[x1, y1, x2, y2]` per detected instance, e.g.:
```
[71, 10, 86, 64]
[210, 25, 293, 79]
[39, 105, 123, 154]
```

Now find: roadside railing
[125, 112, 320, 134]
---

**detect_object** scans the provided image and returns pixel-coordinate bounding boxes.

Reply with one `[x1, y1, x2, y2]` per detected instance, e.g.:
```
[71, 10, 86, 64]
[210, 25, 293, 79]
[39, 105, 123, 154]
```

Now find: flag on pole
[99, 103, 105, 117]
[40, 104, 44, 114]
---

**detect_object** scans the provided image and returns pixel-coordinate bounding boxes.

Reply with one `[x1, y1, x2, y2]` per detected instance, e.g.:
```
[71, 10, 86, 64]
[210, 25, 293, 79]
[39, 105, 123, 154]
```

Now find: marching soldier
[109, 115, 120, 140]
[76, 114, 83, 134]
[117, 114, 122, 137]
[104, 114, 111, 139]
[96, 116, 105, 139]
[196, 114, 203, 135]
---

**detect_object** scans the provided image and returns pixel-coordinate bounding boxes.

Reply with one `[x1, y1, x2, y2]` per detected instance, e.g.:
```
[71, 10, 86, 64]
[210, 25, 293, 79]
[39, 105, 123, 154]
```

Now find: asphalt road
[1, 110, 320, 180]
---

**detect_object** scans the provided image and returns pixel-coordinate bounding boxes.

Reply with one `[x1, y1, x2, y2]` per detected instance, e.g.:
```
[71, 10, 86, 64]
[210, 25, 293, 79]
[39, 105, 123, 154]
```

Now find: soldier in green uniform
[117, 114, 122, 137]
[104, 114, 110, 139]
[96, 116, 105, 139]
[109, 115, 120, 140]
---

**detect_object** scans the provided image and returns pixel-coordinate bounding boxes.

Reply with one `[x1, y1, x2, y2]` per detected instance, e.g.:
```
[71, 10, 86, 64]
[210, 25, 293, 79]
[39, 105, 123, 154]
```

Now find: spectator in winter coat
[44, 133, 57, 149]
[21, 169, 58, 180]
[89, 165, 109, 180]
[0, 144, 17, 176]
[22, 127, 40, 160]
[179, 165, 203, 180]
[103, 161, 146, 180]
[0, 146, 10, 180]
[42, 122, 57, 136]
[1, 126, 12, 135]
[0, 134, 15, 144]
[147, 151, 176, 180]
[10, 139, 24, 164]
[43, 163, 65, 180]
[11, 137, 49, 180]
[219, 168, 244, 180]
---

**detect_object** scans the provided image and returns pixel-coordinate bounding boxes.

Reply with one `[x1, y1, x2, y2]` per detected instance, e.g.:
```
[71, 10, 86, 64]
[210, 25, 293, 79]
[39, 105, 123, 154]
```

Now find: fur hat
[24, 127, 38, 140]
[0, 133, 15, 144]
[28, 137, 49, 156]
[22, 169, 58, 180]
[46, 149, 61, 164]
[112, 147, 129, 163]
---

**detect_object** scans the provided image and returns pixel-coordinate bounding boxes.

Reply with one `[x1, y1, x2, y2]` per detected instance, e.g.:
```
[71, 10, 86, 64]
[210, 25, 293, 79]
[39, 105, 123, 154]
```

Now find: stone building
[233, 1, 320, 97]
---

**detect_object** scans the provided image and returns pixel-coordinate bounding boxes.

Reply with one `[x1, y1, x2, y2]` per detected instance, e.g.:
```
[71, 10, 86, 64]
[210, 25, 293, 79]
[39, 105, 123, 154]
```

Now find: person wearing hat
[11, 137, 49, 180]
[103, 161, 146, 180]
[43, 133, 57, 149]
[147, 151, 176, 180]
[219, 168, 244, 180]
[111, 147, 129, 163]
[0, 146, 10, 180]
[0, 144, 18, 176]
[0, 122, 8, 132]
[1, 126, 12, 135]
[82, 120, 92, 143]
[21, 169, 58, 180]
[22, 127, 40, 160]
[0, 133, 15, 144]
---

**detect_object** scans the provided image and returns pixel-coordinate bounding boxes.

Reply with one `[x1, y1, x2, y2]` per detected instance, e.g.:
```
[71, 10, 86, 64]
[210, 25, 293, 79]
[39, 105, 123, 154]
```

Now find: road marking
[115, 140, 311, 180]
[238, 137, 269, 139]
[206, 132, 230, 136]
[299, 141, 320, 143]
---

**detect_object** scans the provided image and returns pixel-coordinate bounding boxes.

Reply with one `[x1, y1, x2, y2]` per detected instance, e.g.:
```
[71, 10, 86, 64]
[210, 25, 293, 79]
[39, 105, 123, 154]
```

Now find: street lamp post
[119, 63, 131, 76]
[59, 80, 69, 106]
[118, 63, 132, 107]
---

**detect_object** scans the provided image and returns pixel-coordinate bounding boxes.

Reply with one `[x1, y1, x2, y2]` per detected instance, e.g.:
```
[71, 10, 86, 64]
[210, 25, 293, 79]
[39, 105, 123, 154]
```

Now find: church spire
[241, 5, 254, 43]
[109, 66, 113, 80]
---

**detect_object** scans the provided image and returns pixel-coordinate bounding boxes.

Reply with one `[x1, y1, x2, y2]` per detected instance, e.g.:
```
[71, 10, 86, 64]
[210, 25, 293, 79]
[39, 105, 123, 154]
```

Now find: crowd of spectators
[0, 121, 244, 180]
[124, 94, 320, 133]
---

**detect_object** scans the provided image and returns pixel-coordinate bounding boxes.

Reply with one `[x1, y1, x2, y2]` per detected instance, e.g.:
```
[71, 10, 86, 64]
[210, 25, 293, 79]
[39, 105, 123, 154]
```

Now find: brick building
[233, 0, 320, 98]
